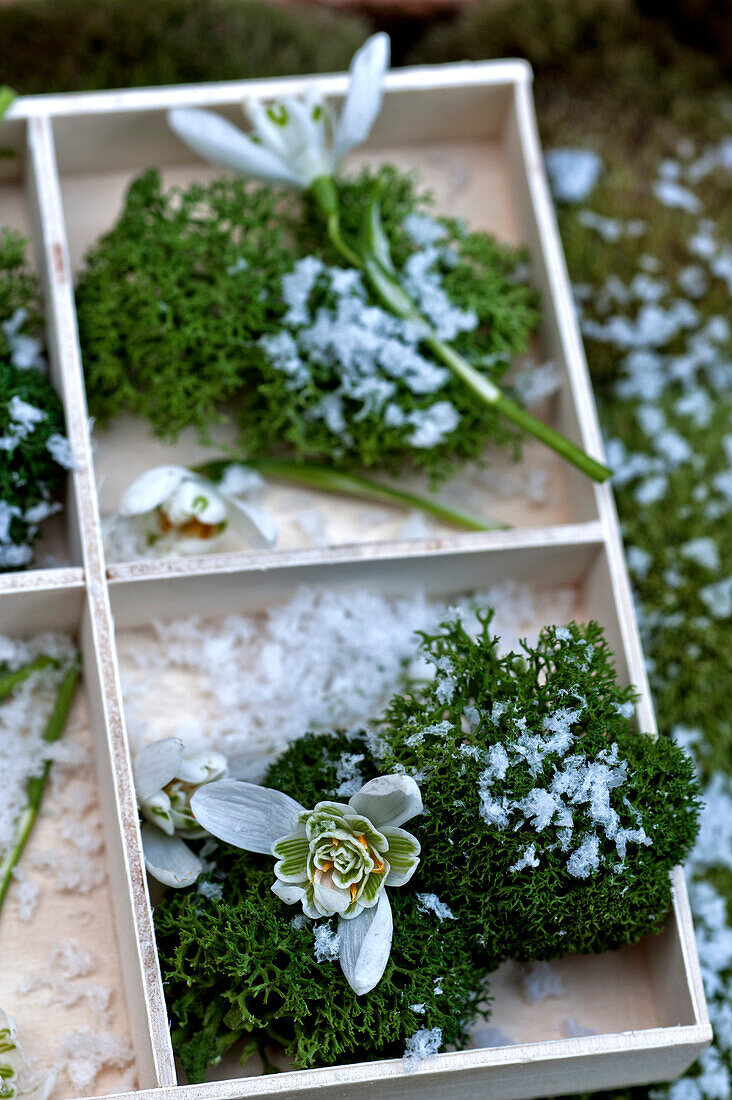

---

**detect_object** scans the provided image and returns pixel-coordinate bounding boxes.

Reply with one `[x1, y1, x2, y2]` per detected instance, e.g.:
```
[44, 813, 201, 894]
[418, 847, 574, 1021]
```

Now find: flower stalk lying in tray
[110, 460, 501, 561]
[195, 458, 504, 534]
[191, 773, 422, 994]
[0, 653, 80, 917]
[168, 35, 610, 485]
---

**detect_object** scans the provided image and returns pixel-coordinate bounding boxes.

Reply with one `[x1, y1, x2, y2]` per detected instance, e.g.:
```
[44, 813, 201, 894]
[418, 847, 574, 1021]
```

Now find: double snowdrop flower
[168, 33, 390, 189]
[191, 773, 422, 995]
[118, 463, 277, 556]
[0, 1011, 55, 1100]
[132, 737, 228, 887]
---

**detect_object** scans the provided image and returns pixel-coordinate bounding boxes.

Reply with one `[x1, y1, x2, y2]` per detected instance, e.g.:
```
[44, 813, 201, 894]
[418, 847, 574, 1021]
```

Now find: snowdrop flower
[168, 33, 390, 189]
[191, 773, 422, 994]
[0, 1010, 56, 1100]
[118, 464, 277, 555]
[133, 737, 228, 888]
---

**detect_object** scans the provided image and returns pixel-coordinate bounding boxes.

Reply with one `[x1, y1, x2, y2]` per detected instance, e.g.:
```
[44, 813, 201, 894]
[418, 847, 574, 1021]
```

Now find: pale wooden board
[0, 685, 136, 1099]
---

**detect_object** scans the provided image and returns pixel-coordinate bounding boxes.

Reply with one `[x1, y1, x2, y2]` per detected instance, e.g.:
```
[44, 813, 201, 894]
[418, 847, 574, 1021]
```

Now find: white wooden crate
[0, 59, 711, 1100]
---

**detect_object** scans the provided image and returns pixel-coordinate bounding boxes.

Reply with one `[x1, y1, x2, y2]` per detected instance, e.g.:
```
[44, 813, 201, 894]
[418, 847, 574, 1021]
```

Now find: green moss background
[0, 0, 368, 94]
[2, 0, 728, 1095]
[409, 5, 731, 1099]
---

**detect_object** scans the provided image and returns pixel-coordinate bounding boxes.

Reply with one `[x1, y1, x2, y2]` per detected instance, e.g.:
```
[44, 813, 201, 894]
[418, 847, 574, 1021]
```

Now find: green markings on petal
[382, 826, 421, 886]
[271, 775, 422, 927]
[344, 813, 389, 853]
[357, 868, 386, 908]
[273, 834, 310, 882]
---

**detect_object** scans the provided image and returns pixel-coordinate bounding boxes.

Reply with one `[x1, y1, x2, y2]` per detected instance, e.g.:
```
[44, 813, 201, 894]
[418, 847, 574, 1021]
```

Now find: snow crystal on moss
[653, 179, 703, 215]
[261, 256, 467, 442]
[510, 844, 540, 873]
[416, 893, 456, 921]
[699, 578, 732, 620]
[313, 922, 340, 963]
[680, 538, 720, 572]
[545, 149, 602, 204]
[403, 1026, 442, 1071]
[402, 246, 478, 342]
[403, 213, 447, 247]
[45, 433, 75, 469]
[478, 698, 651, 879]
[334, 752, 366, 796]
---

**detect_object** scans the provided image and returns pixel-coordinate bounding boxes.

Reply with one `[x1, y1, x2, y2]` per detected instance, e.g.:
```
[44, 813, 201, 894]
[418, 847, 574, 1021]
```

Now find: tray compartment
[103, 537, 708, 1096]
[0, 583, 140, 1097]
[49, 66, 603, 558]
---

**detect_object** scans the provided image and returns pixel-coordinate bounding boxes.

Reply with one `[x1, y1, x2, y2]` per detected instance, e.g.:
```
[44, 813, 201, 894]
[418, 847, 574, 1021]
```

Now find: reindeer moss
[376, 614, 700, 963]
[154, 735, 488, 1080]
[154, 619, 699, 1080]
[76, 165, 538, 481]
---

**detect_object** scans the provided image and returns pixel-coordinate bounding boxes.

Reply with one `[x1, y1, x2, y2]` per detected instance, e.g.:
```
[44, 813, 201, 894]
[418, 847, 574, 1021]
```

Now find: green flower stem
[312, 177, 612, 485]
[423, 334, 612, 484]
[0, 655, 60, 702]
[0, 86, 15, 121]
[326, 213, 363, 270]
[0, 660, 80, 918]
[196, 457, 504, 532]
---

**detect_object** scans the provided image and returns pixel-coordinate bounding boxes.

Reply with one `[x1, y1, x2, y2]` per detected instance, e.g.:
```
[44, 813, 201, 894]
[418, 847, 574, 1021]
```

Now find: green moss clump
[75, 170, 294, 441]
[77, 166, 538, 482]
[1, 231, 67, 570]
[377, 614, 700, 962]
[0, 230, 43, 339]
[154, 731, 487, 1081]
[0, 0, 369, 95]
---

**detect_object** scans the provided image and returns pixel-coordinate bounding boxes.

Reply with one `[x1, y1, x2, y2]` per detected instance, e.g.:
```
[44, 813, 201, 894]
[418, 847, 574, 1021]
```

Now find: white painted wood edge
[0, 566, 85, 594]
[105, 520, 605, 584]
[59, 1022, 712, 1100]
[5, 59, 533, 121]
[671, 866, 711, 1030]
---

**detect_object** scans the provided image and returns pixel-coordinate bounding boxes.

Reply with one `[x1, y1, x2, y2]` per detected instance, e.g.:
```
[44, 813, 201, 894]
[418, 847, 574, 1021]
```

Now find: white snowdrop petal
[190, 780, 305, 854]
[175, 750, 229, 784]
[119, 466, 189, 517]
[168, 107, 304, 186]
[271, 879, 307, 906]
[339, 890, 393, 995]
[314, 875, 352, 916]
[140, 824, 203, 888]
[132, 737, 184, 803]
[164, 478, 228, 526]
[333, 33, 390, 160]
[225, 497, 278, 549]
[349, 773, 422, 829]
